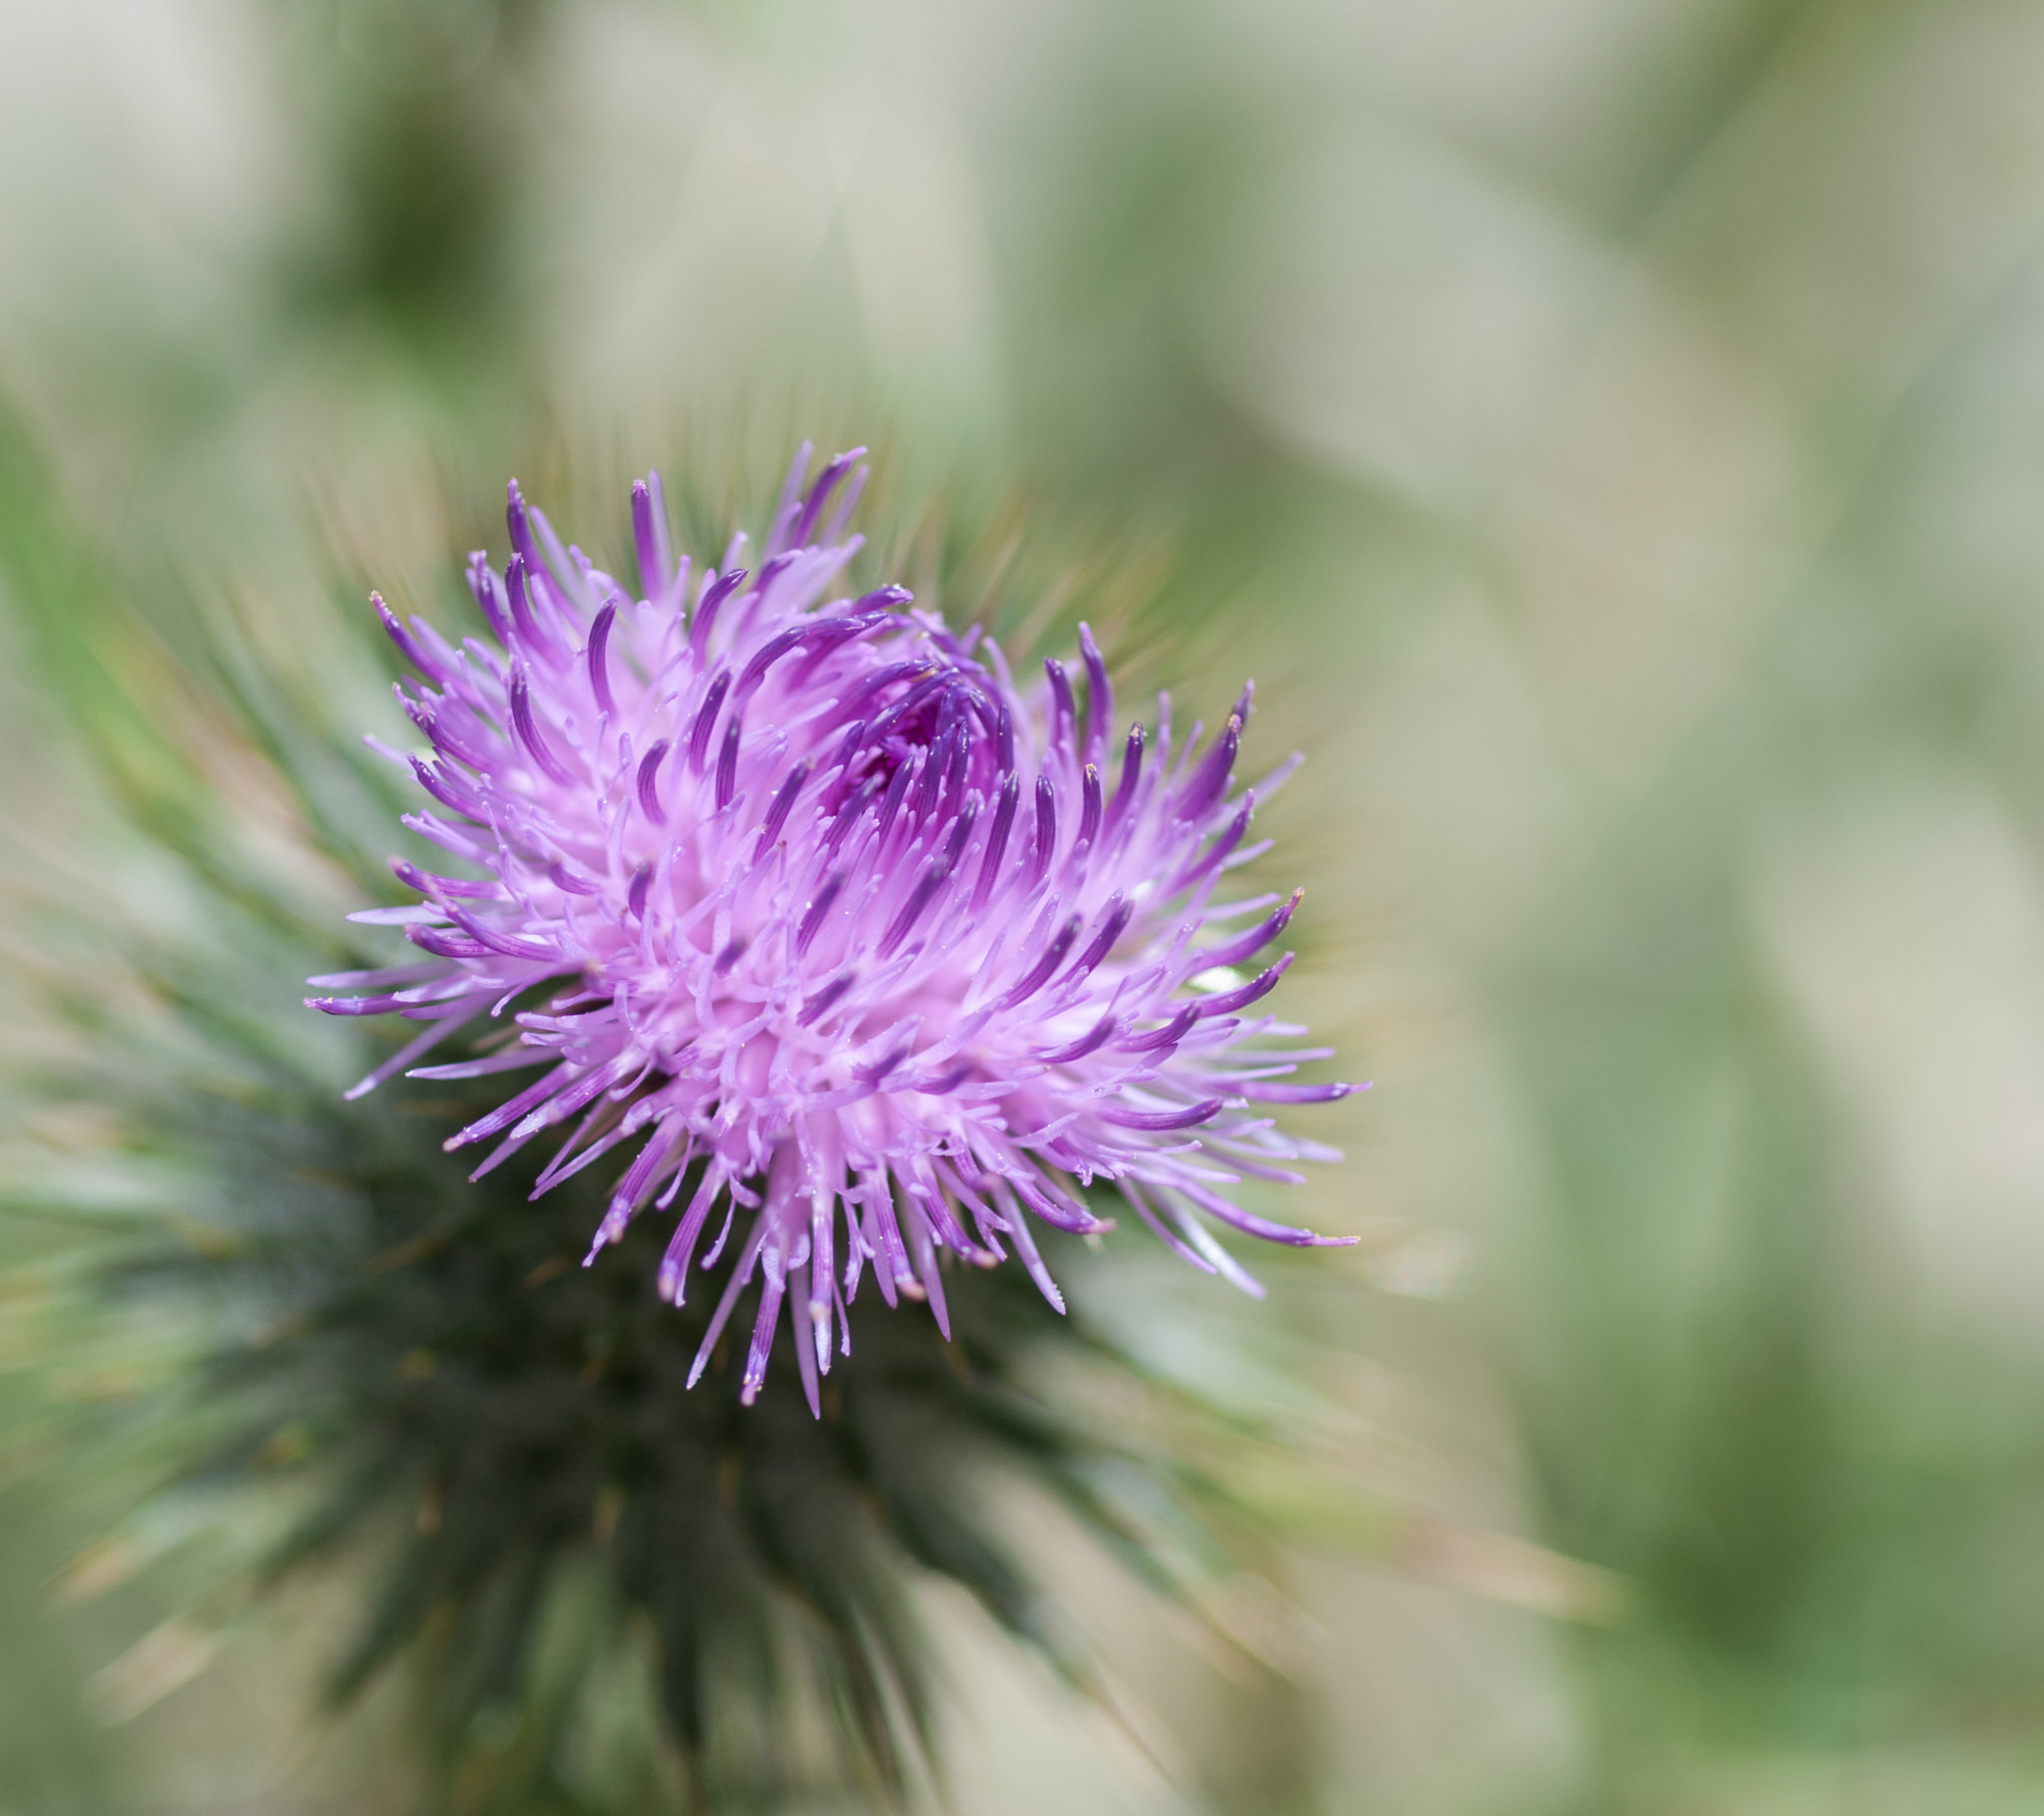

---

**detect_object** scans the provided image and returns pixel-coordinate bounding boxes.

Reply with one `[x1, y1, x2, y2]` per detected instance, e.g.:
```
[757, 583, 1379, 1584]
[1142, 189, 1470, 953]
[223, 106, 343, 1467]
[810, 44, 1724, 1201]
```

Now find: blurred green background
[7, 1, 2044, 1811]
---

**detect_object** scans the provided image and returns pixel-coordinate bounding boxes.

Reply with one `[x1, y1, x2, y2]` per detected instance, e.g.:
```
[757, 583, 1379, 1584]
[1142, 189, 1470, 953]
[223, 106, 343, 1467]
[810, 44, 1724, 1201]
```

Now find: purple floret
[309, 446, 1358, 1408]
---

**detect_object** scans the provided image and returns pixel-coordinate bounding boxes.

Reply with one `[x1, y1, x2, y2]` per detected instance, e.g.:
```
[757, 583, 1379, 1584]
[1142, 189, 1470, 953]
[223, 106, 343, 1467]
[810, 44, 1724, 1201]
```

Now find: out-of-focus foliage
[6, 1, 2044, 1812]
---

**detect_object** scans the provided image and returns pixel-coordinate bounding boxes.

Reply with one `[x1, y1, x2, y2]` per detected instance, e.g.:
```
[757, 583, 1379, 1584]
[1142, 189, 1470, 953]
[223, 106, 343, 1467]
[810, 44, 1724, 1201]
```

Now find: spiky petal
[310, 448, 1358, 1407]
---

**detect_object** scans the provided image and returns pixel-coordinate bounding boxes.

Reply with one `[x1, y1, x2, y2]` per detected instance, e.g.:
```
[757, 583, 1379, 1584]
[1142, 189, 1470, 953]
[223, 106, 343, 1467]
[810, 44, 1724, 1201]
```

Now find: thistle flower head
[311, 447, 1356, 1406]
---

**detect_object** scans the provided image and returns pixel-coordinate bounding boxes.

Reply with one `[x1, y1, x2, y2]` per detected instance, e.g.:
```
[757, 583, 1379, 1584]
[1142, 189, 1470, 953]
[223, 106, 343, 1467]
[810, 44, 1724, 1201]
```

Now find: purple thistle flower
[310, 447, 1359, 1408]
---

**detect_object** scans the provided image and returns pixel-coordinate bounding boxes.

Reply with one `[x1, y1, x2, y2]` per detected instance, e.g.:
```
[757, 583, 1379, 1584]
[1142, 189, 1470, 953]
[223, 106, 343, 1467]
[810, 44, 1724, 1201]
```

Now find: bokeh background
[6, 1, 2044, 1812]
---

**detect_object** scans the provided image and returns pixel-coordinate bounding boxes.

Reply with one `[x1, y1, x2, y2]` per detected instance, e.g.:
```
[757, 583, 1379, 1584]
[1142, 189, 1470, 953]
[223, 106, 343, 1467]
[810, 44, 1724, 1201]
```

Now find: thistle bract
[311, 448, 1356, 1406]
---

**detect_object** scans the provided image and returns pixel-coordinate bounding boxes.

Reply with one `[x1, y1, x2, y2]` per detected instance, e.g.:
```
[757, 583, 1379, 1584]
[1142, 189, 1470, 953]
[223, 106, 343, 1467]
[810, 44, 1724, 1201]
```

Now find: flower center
[829, 667, 1002, 801]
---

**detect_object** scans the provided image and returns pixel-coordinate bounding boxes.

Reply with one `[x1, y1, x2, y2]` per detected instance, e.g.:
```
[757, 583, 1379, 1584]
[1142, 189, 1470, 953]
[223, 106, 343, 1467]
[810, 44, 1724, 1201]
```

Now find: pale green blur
[4, 2, 2044, 1812]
